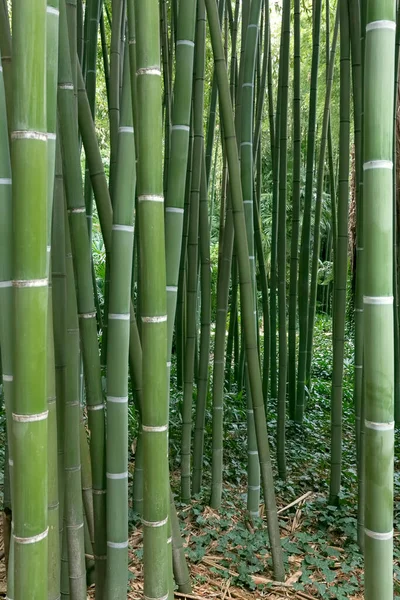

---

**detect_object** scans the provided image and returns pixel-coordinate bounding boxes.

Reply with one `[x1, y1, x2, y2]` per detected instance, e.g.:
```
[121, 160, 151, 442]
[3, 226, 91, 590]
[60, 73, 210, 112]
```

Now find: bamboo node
[106, 471, 128, 479]
[46, 5, 59, 15]
[364, 420, 394, 431]
[11, 130, 47, 142]
[141, 315, 167, 323]
[366, 20, 396, 32]
[136, 67, 161, 76]
[363, 295, 393, 305]
[107, 540, 129, 549]
[14, 527, 49, 544]
[142, 424, 168, 433]
[13, 278, 48, 288]
[176, 40, 195, 48]
[0, 178, 11, 185]
[138, 194, 164, 203]
[364, 528, 393, 541]
[12, 410, 48, 423]
[142, 516, 168, 528]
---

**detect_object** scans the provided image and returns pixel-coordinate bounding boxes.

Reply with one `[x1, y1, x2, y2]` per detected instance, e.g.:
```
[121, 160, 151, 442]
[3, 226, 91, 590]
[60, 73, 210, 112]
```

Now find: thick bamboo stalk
[11, 1, 48, 598]
[105, 44, 135, 600]
[135, 1, 169, 597]
[363, 1, 395, 596]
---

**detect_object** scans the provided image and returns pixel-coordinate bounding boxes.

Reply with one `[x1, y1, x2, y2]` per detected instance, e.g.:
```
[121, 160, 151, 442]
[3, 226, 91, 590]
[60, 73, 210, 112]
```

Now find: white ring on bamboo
[248, 450, 258, 455]
[167, 286, 178, 292]
[363, 295, 393, 305]
[107, 395, 128, 404]
[364, 527, 393, 541]
[107, 540, 129, 548]
[0, 178, 11, 185]
[129, 39, 136, 45]
[243, 200, 252, 204]
[93, 489, 107, 495]
[172, 125, 190, 132]
[118, 126, 134, 134]
[0, 280, 12, 288]
[217, 308, 225, 312]
[241, 141, 252, 146]
[87, 403, 104, 411]
[108, 313, 130, 320]
[167, 537, 172, 544]
[355, 365, 362, 369]
[66, 522, 84, 530]
[355, 308, 363, 312]
[87, 69, 96, 74]
[248, 24, 258, 28]
[14, 527, 48, 544]
[249, 256, 255, 260]
[112, 224, 134, 232]
[47, 6, 59, 15]
[214, 359, 224, 364]
[242, 83, 254, 88]
[247, 409, 254, 414]
[166, 207, 184, 214]
[144, 595, 169, 600]
[13, 278, 48, 288]
[8, 459, 13, 466]
[3, 374, 13, 382]
[142, 516, 168, 528]
[177, 40, 195, 47]
[248, 485, 260, 491]
[363, 159, 393, 170]
[213, 406, 223, 410]
[142, 424, 168, 433]
[79, 311, 97, 319]
[138, 194, 164, 203]
[106, 471, 128, 479]
[13, 410, 48, 423]
[47, 133, 56, 141]
[364, 420, 394, 431]
[141, 315, 167, 323]
[12, 130, 47, 142]
[136, 67, 161, 76]
[167, 361, 172, 367]
[366, 20, 396, 32]
[68, 207, 86, 214]
[58, 82, 74, 90]
[64, 464, 81, 472]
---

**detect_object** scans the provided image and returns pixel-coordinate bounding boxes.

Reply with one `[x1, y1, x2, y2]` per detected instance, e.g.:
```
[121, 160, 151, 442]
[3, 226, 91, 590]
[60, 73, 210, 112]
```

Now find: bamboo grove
[0, 0, 396, 598]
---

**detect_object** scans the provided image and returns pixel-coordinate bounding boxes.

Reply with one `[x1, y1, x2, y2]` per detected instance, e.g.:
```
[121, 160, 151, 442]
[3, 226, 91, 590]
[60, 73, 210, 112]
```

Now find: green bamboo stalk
[58, 3, 106, 594]
[205, 0, 285, 580]
[0, 0, 12, 133]
[135, 1, 169, 597]
[46, 6, 60, 594]
[328, 0, 350, 507]
[295, 0, 322, 423]
[192, 152, 211, 495]
[11, 1, 48, 597]
[240, 0, 263, 517]
[105, 44, 135, 599]
[363, 2, 395, 596]
[306, 6, 340, 395]
[0, 44, 14, 600]
[181, 0, 206, 502]
[277, 0, 290, 480]
[64, 218, 87, 600]
[52, 138, 67, 544]
[288, 0, 301, 421]
[163, 0, 196, 406]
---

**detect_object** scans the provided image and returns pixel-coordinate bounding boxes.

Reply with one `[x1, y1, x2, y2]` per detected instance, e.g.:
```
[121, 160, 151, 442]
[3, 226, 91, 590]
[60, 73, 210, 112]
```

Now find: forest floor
[0, 315, 399, 598]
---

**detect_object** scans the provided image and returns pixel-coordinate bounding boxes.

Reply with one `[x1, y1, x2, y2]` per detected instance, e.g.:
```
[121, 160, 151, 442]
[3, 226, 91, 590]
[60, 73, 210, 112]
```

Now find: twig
[277, 492, 312, 514]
